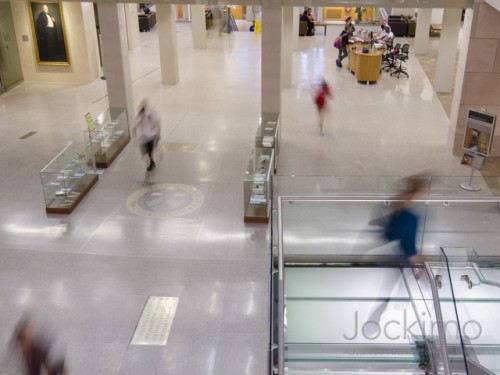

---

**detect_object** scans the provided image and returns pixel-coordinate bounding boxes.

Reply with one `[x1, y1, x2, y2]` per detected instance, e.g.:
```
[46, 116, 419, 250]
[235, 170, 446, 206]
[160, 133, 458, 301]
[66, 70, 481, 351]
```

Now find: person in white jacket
[134, 99, 161, 171]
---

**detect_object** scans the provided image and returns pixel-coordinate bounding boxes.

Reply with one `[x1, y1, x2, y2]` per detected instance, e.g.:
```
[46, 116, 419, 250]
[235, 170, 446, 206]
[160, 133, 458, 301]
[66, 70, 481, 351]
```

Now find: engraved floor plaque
[130, 296, 179, 346]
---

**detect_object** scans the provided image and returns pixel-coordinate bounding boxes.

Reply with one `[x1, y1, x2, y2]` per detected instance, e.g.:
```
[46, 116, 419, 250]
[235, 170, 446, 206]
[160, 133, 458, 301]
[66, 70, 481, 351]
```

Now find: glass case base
[45, 174, 98, 214]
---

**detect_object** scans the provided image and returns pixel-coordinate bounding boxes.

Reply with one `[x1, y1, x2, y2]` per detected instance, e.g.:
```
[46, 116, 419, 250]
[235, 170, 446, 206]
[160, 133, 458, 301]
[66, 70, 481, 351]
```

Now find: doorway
[0, 2, 23, 93]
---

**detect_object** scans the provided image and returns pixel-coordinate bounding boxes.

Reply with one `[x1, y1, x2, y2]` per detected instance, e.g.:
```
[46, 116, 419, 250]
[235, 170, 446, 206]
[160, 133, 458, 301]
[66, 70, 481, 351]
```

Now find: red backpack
[333, 35, 342, 49]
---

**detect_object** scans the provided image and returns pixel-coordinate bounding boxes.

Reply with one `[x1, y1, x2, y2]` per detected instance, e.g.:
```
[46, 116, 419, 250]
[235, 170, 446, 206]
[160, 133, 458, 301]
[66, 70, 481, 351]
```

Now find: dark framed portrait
[28, 2, 69, 65]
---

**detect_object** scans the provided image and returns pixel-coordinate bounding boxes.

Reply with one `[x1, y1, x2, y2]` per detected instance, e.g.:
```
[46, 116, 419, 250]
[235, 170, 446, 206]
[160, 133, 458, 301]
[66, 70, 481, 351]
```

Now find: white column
[435, 8, 462, 93]
[246, 6, 254, 21]
[315, 7, 323, 22]
[191, 5, 207, 50]
[124, 4, 140, 50]
[282, 7, 293, 88]
[157, 4, 179, 85]
[182, 5, 190, 21]
[97, 3, 134, 122]
[449, 8, 473, 137]
[414, 8, 432, 54]
[293, 7, 299, 51]
[262, 4, 282, 113]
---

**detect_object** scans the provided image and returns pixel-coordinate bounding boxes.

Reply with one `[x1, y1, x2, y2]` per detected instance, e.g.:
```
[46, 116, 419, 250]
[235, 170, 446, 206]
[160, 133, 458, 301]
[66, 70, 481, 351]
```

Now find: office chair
[390, 43, 409, 78]
[382, 43, 401, 73]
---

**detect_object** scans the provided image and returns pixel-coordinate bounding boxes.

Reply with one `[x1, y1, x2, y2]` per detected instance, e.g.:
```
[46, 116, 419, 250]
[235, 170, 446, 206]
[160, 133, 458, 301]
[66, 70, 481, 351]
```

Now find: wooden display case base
[95, 137, 130, 168]
[244, 204, 270, 223]
[45, 174, 98, 214]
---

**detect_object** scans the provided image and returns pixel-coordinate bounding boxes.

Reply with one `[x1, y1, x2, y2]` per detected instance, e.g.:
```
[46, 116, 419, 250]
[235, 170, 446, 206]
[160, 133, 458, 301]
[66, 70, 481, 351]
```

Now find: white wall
[391, 8, 415, 16]
[431, 9, 444, 24]
[12, 1, 100, 84]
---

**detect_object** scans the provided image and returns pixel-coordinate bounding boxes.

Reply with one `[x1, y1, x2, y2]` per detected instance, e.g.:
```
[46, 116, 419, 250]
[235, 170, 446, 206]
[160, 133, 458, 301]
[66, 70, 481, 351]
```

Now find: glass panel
[438, 250, 500, 373]
[273, 175, 499, 200]
[284, 266, 430, 372]
[279, 199, 500, 258]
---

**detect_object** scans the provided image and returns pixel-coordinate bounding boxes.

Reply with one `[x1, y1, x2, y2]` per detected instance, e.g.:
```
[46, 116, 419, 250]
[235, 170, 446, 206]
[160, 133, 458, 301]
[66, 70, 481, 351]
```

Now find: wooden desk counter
[347, 44, 383, 84]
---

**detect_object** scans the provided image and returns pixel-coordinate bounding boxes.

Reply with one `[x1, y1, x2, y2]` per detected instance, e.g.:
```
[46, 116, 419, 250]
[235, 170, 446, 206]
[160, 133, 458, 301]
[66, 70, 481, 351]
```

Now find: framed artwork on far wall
[28, 2, 70, 65]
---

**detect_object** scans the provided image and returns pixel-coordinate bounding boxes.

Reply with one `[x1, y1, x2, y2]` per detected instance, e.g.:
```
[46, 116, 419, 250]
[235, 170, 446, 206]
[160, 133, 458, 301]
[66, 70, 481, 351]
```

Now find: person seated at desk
[300, 9, 315, 36]
[375, 19, 388, 38]
[138, 5, 151, 15]
[376, 25, 394, 47]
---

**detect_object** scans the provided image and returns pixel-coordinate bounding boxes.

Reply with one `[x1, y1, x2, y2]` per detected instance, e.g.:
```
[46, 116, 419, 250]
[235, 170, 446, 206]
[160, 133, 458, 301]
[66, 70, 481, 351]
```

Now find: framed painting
[28, 2, 69, 65]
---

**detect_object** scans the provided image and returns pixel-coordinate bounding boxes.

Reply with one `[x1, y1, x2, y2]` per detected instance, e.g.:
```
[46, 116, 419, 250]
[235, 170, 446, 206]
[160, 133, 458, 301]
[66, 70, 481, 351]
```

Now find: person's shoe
[147, 161, 156, 171]
[320, 130, 325, 136]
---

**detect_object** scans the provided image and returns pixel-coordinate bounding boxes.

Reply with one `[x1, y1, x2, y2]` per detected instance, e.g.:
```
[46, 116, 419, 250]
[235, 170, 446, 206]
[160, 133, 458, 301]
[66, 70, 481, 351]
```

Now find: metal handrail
[425, 262, 452, 375]
[277, 195, 500, 203]
[471, 263, 500, 288]
[277, 197, 285, 374]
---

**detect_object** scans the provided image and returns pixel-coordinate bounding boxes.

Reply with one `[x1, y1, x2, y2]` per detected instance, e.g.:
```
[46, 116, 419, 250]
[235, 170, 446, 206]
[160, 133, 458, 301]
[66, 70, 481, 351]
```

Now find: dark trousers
[337, 45, 347, 62]
[141, 140, 155, 162]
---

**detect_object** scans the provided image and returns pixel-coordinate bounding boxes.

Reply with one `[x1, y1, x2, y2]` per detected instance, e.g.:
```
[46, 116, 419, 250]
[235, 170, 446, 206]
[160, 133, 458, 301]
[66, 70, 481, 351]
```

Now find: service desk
[347, 44, 383, 84]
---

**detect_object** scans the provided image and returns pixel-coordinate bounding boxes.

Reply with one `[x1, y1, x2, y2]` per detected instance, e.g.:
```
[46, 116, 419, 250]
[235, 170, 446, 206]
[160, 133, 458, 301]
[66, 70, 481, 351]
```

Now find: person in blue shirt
[384, 178, 425, 264]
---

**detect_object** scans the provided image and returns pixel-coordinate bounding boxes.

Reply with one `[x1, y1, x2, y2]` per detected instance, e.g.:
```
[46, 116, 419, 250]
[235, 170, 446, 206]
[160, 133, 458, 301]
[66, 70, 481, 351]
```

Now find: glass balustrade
[273, 193, 500, 375]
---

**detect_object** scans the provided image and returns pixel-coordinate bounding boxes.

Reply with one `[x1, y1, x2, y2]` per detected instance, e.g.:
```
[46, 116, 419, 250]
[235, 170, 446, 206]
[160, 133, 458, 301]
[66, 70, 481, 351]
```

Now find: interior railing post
[278, 196, 285, 374]
[425, 262, 452, 375]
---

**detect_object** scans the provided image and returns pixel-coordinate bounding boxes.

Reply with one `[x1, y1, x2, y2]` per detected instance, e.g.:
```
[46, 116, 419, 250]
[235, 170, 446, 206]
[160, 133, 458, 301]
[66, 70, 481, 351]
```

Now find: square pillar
[262, 4, 282, 113]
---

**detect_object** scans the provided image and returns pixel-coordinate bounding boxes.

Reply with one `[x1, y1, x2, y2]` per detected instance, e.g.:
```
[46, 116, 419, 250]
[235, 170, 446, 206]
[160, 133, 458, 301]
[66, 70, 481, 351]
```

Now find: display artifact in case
[84, 108, 130, 168]
[40, 141, 98, 214]
[255, 112, 280, 173]
[244, 148, 274, 223]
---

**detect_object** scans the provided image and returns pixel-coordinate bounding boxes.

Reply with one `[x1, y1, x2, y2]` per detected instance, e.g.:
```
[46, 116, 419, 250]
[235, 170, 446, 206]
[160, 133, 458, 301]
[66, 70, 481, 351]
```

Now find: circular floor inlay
[126, 183, 205, 218]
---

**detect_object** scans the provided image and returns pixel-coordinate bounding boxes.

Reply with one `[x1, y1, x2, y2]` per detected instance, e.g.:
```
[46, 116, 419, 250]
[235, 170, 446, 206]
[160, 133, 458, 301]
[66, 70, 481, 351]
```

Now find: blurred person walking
[363, 177, 426, 335]
[314, 79, 333, 136]
[12, 314, 67, 375]
[134, 99, 161, 172]
[384, 177, 426, 265]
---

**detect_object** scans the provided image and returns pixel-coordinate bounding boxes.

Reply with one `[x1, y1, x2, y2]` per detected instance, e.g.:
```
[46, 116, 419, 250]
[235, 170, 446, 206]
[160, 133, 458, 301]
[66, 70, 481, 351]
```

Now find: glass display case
[83, 107, 130, 168]
[244, 148, 274, 223]
[40, 141, 98, 214]
[255, 113, 280, 173]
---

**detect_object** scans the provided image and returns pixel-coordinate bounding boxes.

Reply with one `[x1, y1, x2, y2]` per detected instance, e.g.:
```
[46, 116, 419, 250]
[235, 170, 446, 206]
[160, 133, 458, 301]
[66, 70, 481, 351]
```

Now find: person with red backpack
[314, 79, 333, 136]
[335, 26, 350, 68]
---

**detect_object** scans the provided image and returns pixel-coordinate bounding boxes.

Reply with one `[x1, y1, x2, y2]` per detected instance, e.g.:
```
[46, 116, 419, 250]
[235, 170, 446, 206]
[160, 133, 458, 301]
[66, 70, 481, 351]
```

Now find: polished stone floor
[0, 22, 480, 374]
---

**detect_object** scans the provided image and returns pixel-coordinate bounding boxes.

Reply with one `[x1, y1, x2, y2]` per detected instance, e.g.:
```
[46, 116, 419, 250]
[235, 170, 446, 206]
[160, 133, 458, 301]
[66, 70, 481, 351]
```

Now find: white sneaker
[320, 130, 325, 136]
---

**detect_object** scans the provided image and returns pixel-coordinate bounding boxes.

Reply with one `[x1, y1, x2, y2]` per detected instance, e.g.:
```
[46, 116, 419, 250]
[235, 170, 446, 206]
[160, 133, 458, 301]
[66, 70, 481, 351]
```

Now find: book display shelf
[40, 141, 98, 214]
[244, 148, 274, 223]
[255, 112, 280, 173]
[84, 108, 130, 168]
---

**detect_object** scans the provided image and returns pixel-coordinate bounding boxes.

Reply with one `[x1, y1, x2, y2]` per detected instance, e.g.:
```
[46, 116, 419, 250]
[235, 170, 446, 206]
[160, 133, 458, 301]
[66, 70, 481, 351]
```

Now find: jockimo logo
[342, 310, 482, 341]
